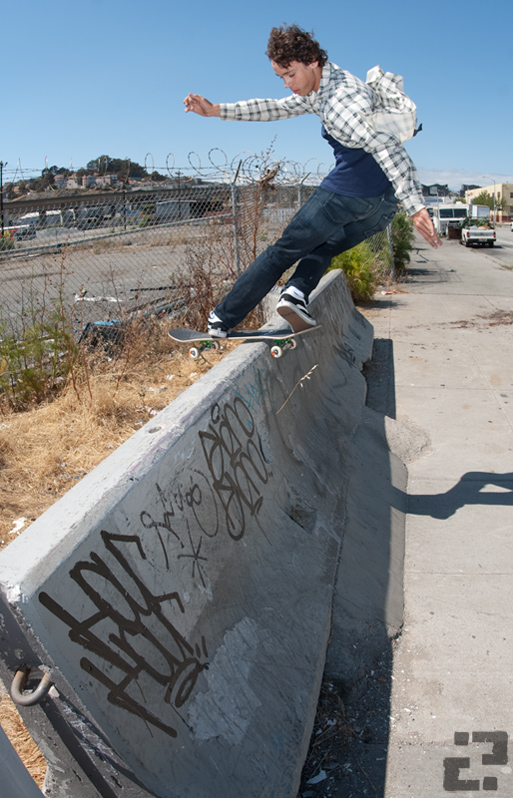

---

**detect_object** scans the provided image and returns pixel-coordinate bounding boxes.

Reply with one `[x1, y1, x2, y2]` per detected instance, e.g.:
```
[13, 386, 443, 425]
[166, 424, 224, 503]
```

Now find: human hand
[183, 94, 220, 117]
[412, 208, 442, 248]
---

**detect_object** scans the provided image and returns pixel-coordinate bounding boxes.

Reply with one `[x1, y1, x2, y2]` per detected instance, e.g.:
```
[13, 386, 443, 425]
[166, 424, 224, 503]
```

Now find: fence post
[0, 161, 5, 238]
[298, 173, 310, 209]
[232, 160, 242, 276]
[122, 189, 127, 231]
[386, 223, 395, 281]
[177, 170, 182, 221]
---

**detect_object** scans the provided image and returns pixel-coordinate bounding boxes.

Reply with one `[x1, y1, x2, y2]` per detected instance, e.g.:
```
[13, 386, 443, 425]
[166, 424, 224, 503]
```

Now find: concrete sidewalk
[377, 236, 513, 796]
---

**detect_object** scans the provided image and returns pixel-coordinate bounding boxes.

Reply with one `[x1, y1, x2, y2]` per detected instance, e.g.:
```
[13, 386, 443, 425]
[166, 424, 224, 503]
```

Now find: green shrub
[0, 298, 79, 409]
[327, 240, 378, 303]
[391, 211, 415, 273]
[327, 210, 415, 300]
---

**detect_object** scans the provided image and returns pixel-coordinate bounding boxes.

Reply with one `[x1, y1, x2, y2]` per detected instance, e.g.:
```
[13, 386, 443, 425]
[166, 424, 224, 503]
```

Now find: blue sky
[2, 0, 512, 191]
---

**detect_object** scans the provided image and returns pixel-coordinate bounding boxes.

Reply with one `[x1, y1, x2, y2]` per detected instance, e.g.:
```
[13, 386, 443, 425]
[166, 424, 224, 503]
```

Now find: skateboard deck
[168, 325, 319, 359]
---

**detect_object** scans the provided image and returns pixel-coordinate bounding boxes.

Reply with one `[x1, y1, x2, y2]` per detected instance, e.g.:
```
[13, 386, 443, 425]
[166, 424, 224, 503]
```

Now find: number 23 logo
[443, 732, 508, 791]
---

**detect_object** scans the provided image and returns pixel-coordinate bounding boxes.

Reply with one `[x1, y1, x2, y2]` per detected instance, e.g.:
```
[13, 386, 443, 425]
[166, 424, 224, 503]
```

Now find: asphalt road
[488, 225, 513, 268]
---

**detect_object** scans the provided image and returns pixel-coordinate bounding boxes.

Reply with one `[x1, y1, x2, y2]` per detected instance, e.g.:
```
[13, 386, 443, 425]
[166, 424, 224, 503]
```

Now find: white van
[17, 210, 64, 228]
[432, 205, 468, 236]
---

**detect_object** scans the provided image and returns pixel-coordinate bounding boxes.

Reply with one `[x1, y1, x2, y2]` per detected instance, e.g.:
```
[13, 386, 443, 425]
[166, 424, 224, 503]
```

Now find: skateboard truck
[269, 336, 298, 358]
[189, 339, 221, 359]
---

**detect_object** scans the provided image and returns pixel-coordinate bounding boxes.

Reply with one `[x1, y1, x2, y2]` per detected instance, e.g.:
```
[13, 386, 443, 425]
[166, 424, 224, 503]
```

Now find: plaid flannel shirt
[219, 61, 425, 216]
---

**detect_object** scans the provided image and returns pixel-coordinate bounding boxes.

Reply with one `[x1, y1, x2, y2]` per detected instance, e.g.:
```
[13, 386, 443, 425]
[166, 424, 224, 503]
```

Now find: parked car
[3, 222, 37, 241]
[460, 218, 496, 247]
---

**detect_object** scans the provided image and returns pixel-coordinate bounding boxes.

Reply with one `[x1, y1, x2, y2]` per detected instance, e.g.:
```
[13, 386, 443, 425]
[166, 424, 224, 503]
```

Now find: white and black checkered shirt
[219, 61, 424, 216]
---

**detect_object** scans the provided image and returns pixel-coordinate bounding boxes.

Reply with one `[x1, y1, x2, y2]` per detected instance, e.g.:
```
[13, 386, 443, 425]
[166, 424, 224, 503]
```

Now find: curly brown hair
[266, 24, 328, 68]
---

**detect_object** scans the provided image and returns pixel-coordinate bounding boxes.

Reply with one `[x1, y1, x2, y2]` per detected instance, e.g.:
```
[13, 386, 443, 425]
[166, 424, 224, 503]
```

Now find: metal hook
[11, 666, 54, 707]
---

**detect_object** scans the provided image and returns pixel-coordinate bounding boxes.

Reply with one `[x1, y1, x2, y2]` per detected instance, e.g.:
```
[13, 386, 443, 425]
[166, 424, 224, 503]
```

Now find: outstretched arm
[183, 93, 221, 117]
[412, 208, 442, 248]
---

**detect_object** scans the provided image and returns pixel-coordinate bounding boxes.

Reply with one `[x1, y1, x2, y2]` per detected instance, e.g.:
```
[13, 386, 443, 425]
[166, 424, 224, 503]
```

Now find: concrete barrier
[0, 725, 44, 797]
[0, 271, 379, 797]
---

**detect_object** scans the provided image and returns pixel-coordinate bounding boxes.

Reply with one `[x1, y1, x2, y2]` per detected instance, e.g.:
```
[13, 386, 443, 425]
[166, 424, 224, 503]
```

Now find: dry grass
[0, 318, 241, 782]
[0, 692, 47, 787]
[0, 324, 240, 548]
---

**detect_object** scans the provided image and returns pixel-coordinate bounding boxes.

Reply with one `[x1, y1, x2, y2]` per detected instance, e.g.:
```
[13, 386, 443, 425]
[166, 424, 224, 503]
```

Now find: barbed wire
[174, 148, 328, 185]
[1, 149, 328, 188]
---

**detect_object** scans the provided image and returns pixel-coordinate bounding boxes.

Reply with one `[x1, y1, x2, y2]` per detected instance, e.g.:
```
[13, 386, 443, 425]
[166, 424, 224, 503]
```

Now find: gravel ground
[297, 643, 395, 798]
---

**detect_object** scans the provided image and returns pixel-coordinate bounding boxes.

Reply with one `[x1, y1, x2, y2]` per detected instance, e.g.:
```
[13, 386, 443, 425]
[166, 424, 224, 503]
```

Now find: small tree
[86, 155, 149, 183]
[391, 211, 415, 273]
[29, 167, 58, 192]
[472, 190, 507, 212]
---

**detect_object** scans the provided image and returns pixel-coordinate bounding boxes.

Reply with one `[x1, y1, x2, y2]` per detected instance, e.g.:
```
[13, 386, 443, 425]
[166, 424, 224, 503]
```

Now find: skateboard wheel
[211, 340, 221, 352]
[271, 345, 283, 358]
[289, 338, 298, 350]
[189, 347, 200, 359]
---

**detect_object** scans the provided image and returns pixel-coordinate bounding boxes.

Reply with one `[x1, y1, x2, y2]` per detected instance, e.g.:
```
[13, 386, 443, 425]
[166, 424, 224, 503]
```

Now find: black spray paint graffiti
[199, 397, 270, 540]
[37, 395, 270, 738]
[39, 530, 208, 738]
[139, 473, 219, 586]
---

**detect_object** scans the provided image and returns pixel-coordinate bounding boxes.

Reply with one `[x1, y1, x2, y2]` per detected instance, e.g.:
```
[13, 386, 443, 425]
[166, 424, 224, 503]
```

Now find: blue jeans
[215, 186, 398, 328]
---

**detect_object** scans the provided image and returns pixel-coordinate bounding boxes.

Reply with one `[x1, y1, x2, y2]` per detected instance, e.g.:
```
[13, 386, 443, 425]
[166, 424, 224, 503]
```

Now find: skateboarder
[184, 24, 441, 337]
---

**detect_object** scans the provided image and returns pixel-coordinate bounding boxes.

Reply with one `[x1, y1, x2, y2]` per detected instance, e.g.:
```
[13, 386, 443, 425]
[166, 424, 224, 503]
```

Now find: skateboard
[168, 326, 319, 359]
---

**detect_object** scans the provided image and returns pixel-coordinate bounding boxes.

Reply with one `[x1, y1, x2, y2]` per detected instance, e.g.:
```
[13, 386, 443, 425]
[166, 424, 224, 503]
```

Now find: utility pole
[483, 175, 497, 225]
[0, 161, 5, 238]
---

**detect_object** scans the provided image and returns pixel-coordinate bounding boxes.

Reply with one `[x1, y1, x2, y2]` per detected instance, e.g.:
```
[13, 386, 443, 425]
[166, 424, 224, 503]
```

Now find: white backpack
[365, 65, 421, 143]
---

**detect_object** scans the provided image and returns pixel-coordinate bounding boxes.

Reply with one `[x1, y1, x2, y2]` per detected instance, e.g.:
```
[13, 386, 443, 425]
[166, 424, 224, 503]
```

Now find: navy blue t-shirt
[320, 125, 392, 197]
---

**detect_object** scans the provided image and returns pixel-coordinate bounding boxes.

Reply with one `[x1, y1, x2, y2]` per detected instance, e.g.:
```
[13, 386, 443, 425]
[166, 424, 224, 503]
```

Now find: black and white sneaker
[276, 288, 317, 332]
[207, 310, 231, 338]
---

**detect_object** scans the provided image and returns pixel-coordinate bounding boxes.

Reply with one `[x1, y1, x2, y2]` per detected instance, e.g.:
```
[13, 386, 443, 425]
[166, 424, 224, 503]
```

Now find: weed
[0, 281, 79, 410]
[172, 147, 289, 332]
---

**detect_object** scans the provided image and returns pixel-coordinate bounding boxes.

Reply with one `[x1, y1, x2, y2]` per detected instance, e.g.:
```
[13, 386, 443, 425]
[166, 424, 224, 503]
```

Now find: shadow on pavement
[297, 337, 513, 798]
[407, 473, 513, 518]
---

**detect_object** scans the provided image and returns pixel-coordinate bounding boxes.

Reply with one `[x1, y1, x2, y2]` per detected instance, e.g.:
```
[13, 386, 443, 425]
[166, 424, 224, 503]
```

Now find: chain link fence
[0, 152, 393, 341]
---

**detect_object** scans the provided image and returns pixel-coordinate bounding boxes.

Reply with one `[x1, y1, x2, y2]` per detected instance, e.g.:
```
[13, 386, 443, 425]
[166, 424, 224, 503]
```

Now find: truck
[471, 204, 491, 220]
[16, 210, 66, 228]
[460, 217, 496, 247]
[432, 204, 468, 236]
